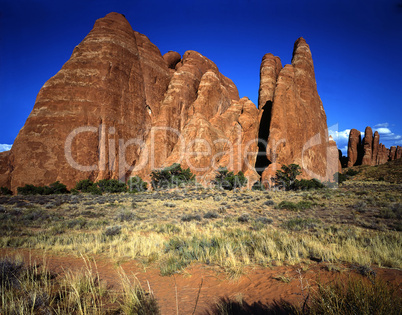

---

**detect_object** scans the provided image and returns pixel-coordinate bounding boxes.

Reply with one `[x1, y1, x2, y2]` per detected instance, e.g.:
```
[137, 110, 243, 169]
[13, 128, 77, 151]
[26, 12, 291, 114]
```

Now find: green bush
[151, 163, 195, 190]
[212, 167, 247, 190]
[274, 164, 301, 190]
[0, 186, 12, 195]
[96, 179, 127, 193]
[127, 176, 148, 193]
[334, 172, 347, 184]
[345, 168, 359, 176]
[43, 181, 69, 195]
[282, 217, 320, 230]
[75, 179, 95, 193]
[251, 181, 265, 191]
[17, 181, 69, 195]
[277, 200, 312, 211]
[293, 178, 324, 190]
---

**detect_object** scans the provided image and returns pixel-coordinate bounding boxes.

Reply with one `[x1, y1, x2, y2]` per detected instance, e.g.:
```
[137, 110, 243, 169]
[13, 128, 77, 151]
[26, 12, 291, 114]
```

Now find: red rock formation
[372, 131, 380, 165]
[362, 127, 373, 165]
[3, 13, 172, 191]
[347, 129, 362, 167]
[163, 51, 181, 70]
[377, 144, 390, 165]
[389, 146, 397, 161]
[0, 14, 340, 191]
[397, 146, 402, 160]
[0, 151, 11, 189]
[345, 127, 400, 167]
[257, 38, 338, 185]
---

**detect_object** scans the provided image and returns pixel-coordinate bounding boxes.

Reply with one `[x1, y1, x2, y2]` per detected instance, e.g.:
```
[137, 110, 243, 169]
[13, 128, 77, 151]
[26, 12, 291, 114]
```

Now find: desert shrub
[345, 168, 359, 176]
[256, 217, 273, 225]
[264, 200, 275, 206]
[293, 178, 325, 190]
[180, 214, 202, 222]
[237, 214, 250, 223]
[89, 185, 103, 195]
[115, 210, 136, 222]
[74, 179, 94, 193]
[379, 203, 401, 220]
[104, 225, 122, 236]
[282, 217, 320, 230]
[96, 179, 127, 193]
[0, 257, 24, 289]
[127, 176, 148, 193]
[274, 164, 301, 190]
[43, 181, 69, 194]
[17, 184, 45, 195]
[251, 181, 265, 191]
[151, 163, 195, 189]
[0, 186, 12, 195]
[307, 277, 401, 315]
[334, 172, 347, 184]
[17, 181, 69, 195]
[277, 200, 312, 211]
[164, 202, 176, 208]
[204, 211, 219, 219]
[212, 167, 247, 190]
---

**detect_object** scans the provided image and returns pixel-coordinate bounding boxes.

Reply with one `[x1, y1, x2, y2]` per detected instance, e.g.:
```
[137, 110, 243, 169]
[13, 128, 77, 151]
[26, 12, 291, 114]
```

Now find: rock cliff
[258, 38, 338, 185]
[0, 13, 339, 192]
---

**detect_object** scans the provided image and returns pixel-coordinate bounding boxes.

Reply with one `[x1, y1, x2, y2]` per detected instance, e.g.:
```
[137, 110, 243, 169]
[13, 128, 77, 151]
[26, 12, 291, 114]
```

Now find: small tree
[0, 186, 12, 195]
[75, 179, 95, 193]
[127, 176, 148, 193]
[274, 164, 301, 190]
[151, 163, 195, 190]
[44, 181, 69, 194]
[213, 167, 248, 190]
[96, 179, 127, 193]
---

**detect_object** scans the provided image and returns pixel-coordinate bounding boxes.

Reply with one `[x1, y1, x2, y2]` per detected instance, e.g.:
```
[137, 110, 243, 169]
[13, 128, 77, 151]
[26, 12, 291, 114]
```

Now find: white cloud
[374, 122, 389, 128]
[0, 144, 12, 152]
[375, 127, 392, 135]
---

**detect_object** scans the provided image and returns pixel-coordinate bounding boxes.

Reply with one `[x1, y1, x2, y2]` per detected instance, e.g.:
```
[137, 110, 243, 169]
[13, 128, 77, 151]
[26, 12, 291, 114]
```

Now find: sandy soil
[1, 248, 401, 314]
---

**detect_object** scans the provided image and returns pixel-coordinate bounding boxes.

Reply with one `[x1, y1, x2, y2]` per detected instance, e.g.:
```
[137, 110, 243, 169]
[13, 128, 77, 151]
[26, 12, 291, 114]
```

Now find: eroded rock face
[389, 146, 397, 161]
[163, 51, 181, 69]
[347, 129, 362, 167]
[397, 146, 402, 160]
[372, 131, 380, 165]
[362, 127, 373, 165]
[3, 12, 172, 191]
[0, 14, 340, 191]
[0, 151, 11, 189]
[259, 38, 338, 184]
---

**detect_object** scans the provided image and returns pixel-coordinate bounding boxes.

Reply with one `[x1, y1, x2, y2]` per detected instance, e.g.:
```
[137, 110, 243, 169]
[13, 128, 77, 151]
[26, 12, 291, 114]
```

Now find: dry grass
[0, 255, 159, 314]
[0, 179, 401, 276]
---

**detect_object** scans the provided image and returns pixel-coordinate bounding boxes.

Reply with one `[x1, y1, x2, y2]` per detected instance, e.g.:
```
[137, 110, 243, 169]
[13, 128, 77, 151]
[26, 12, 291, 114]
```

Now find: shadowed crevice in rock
[255, 101, 272, 176]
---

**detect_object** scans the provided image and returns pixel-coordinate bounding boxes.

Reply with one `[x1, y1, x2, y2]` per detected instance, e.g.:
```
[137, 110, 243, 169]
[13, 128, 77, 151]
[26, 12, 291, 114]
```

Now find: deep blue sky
[1, 0, 401, 154]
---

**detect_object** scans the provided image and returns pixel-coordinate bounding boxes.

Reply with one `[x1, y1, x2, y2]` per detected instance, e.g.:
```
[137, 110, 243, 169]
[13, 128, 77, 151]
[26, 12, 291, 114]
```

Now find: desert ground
[1, 160, 401, 314]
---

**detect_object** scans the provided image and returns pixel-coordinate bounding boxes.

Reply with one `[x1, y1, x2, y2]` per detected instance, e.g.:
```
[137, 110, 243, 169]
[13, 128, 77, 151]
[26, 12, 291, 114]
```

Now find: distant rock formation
[347, 129, 363, 167]
[345, 126, 400, 167]
[0, 13, 339, 192]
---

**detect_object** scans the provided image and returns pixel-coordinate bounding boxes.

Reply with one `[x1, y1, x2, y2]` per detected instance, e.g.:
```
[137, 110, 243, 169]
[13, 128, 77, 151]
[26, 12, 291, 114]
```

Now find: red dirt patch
[1, 248, 401, 314]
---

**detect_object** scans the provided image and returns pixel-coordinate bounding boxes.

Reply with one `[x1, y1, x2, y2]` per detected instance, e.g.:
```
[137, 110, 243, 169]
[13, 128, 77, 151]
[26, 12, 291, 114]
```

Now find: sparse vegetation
[0, 256, 159, 314]
[0, 186, 12, 195]
[212, 167, 247, 190]
[151, 163, 195, 189]
[17, 181, 69, 195]
[127, 175, 148, 193]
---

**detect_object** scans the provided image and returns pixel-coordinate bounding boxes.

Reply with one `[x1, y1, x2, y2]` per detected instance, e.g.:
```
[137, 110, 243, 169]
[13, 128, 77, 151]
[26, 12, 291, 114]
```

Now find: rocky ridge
[0, 12, 339, 192]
